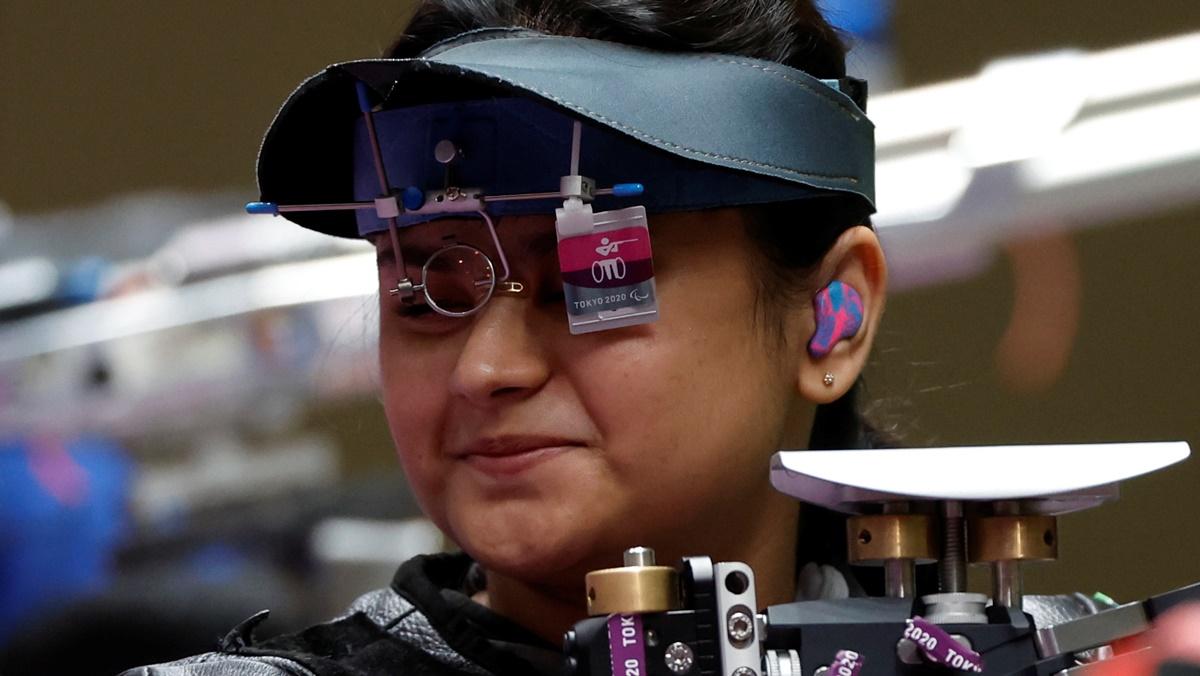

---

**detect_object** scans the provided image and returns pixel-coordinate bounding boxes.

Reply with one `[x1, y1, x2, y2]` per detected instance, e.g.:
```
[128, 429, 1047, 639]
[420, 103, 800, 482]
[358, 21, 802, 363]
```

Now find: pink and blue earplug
[807, 281, 864, 358]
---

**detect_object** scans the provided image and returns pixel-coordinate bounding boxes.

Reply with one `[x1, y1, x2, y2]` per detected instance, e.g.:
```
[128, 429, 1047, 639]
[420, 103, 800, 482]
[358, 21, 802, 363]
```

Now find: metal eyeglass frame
[386, 210, 512, 318]
[244, 80, 644, 318]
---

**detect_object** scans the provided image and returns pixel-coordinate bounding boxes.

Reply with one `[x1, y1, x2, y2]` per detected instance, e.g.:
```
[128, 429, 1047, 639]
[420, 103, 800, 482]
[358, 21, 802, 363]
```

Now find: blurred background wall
[1, 1, 1199, 673]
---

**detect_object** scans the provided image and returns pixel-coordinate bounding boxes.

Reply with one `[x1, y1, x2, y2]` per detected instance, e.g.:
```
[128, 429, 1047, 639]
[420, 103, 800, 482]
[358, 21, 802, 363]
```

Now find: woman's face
[375, 209, 810, 583]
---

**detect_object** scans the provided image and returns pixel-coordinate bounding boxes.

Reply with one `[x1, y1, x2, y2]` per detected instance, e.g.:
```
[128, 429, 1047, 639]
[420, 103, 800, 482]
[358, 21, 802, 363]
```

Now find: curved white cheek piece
[770, 441, 1191, 514]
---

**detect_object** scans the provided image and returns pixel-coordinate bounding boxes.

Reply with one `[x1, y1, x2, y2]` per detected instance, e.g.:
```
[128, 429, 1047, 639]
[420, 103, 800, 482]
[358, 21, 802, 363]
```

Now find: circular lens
[421, 244, 495, 317]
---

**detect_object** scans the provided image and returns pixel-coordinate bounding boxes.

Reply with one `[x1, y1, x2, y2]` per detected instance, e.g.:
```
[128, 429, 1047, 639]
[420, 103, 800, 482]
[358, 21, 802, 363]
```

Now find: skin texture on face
[374, 207, 887, 640]
[378, 209, 799, 556]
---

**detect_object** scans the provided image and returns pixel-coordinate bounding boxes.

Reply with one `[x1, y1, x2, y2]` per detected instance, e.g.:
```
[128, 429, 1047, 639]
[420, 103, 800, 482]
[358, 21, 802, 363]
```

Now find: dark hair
[388, 0, 892, 576]
[387, 0, 849, 76]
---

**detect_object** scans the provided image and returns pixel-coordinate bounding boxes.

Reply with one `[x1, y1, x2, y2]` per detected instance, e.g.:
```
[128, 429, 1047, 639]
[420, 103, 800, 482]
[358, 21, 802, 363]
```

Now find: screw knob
[434, 139, 460, 165]
[624, 547, 656, 567]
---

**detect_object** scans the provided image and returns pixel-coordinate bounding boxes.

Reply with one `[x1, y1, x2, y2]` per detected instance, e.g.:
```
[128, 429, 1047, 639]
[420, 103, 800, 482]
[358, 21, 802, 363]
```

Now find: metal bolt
[664, 642, 694, 674]
[728, 610, 754, 644]
[624, 547, 656, 567]
[992, 559, 1024, 609]
[896, 637, 923, 665]
[884, 558, 916, 599]
[940, 500, 967, 593]
[813, 668, 829, 676]
[764, 649, 801, 676]
[434, 139, 460, 165]
[731, 668, 757, 676]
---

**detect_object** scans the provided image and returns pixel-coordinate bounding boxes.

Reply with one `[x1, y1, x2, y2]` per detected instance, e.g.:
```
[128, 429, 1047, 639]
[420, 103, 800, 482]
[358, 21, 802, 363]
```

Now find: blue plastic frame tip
[355, 82, 374, 114]
[245, 202, 279, 215]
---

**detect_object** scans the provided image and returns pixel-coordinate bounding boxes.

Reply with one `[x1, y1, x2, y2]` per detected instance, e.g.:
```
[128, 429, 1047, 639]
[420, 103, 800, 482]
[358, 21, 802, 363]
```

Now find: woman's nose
[448, 294, 552, 406]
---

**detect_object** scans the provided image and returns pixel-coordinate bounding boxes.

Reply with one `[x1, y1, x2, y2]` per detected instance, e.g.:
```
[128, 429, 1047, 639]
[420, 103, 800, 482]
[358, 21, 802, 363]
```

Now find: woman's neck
[473, 572, 584, 645]
[475, 491, 801, 646]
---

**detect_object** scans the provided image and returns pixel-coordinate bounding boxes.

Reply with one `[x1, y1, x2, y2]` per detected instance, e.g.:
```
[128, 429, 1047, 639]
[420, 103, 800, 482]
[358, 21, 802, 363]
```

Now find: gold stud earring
[822, 372, 836, 387]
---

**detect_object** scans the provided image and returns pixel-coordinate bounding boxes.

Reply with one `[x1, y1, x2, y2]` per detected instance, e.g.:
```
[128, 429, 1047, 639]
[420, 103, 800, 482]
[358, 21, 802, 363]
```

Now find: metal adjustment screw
[896, 637, 922, 665]
[921, 592, 989, 625]
[434, 139, 460, 165]
[389, 278, 415, 298]
[624, 547, 656, 567]
[664, 642, 694, 674]
[585, 547, 679, 616]
[764, 649, 801, 676]
[813, 669, 829, 676]
[728, 610, 755, 645]
[940, 500, 967, 593]
[731, 668, 757, 676]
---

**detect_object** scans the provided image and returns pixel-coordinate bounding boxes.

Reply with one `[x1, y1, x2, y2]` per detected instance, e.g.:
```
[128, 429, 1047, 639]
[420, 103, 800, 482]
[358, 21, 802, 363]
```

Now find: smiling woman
[121, 1, 890, 675]
[374, 209, 878, 613]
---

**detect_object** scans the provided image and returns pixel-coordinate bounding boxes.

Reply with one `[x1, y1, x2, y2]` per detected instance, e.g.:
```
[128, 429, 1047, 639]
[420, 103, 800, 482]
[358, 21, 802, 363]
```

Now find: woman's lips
[457, 435, 583, 477]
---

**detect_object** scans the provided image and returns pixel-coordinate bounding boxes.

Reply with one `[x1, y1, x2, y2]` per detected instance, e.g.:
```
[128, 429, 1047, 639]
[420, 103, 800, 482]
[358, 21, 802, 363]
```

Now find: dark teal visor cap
[256, 28, 876, 239]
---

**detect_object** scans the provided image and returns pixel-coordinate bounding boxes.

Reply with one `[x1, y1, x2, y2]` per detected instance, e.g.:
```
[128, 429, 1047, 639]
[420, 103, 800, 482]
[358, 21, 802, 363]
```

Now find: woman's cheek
[380, 347, 454, 514]
[580, 321, 779, 503]
[564, 338, 693, 478]
[383, 400, 442, 507]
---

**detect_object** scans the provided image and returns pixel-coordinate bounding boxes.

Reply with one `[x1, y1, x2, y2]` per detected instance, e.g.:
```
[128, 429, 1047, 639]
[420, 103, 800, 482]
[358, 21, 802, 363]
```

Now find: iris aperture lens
[420, 244, 496, 317]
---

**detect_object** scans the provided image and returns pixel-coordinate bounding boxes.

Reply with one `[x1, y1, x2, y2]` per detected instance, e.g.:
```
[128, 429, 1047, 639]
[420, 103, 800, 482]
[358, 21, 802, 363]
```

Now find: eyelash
[394, 301, 433, 318]
[390, 288, 565, 316]
[391, 295, 457, 323]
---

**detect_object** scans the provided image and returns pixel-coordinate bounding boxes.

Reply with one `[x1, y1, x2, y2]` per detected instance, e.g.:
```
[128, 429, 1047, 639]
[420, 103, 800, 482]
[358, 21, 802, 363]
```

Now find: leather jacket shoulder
[119, 587, 490, 676]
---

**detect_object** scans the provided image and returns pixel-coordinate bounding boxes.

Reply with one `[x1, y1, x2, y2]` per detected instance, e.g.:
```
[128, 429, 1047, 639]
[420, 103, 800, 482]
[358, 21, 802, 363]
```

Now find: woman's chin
[436, 462, 623, 580]
[447, 505, 603, 582]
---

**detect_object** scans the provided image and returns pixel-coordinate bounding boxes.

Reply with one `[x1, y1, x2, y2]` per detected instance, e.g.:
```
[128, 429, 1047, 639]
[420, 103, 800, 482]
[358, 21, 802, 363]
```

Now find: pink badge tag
[904, 617, 984, 672]
[826, 649, 864, 676]
[556, 205, 658, 334]
[607, 614, 647, 676]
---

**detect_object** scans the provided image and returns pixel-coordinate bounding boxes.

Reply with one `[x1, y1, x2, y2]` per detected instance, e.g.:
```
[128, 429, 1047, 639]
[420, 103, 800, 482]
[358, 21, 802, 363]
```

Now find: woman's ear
[795, 225, 888, 404]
